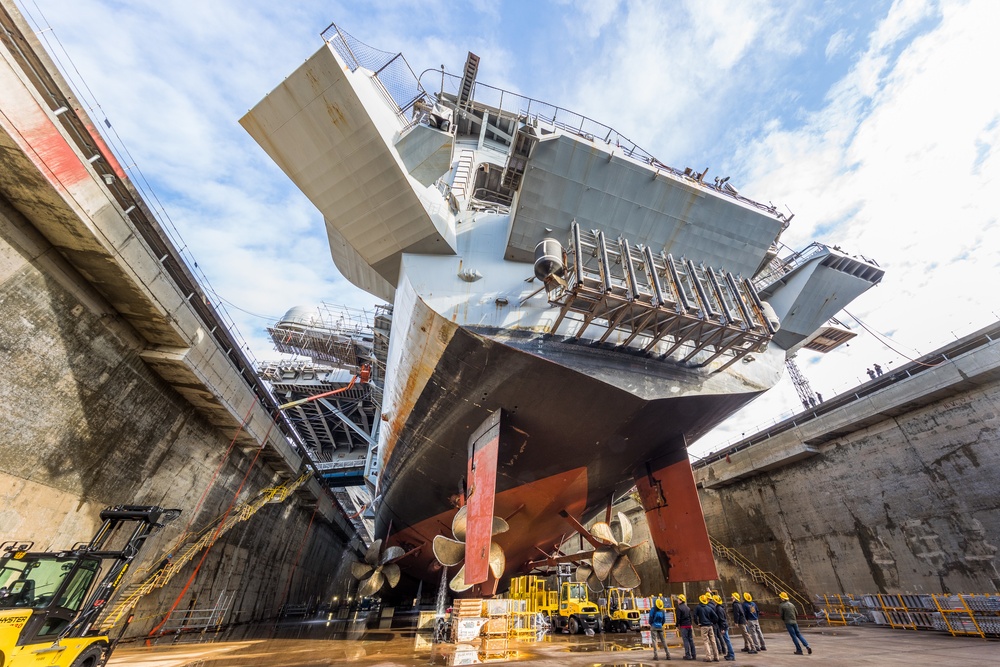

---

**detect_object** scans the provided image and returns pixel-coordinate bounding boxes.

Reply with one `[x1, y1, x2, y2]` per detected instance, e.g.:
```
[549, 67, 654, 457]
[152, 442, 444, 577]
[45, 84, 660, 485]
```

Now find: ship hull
[376, 279, 767, 585]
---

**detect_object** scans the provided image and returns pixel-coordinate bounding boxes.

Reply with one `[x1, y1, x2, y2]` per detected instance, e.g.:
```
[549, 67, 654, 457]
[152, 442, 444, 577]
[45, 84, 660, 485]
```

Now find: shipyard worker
[712, 595, 735, 661]
[695, 595, 720, 662]
[742, 593, 766, 652]
[778, 592, 811, 655]
[707, 595, 725, 654]
[874, 363, 883, 376]
[649, 597, 672, 660]
[675, 594, 696, 660]
[867, 367, 876, 380]
[731, 592, 757, 654]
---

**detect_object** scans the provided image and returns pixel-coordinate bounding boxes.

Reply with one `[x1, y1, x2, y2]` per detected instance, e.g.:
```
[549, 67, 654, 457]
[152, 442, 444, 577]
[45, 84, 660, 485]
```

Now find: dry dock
[107, 622, 998, 666]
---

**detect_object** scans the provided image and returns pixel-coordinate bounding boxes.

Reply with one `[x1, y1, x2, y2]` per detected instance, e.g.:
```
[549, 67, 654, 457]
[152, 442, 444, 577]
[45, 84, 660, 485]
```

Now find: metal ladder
[452, 149, 475, 200]
[709, 536, 813, 614]
[97, 472, 311, 632]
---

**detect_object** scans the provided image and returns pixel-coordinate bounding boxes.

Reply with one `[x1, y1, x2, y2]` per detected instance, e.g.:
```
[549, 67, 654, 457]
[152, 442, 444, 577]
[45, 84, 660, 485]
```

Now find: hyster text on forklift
[0, 505, 179, 667]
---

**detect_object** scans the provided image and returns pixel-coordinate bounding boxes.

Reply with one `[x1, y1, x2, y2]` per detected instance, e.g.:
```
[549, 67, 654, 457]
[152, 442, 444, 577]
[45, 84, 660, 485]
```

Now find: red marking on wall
[82, 116, 126, 179]
[634, 459, 719, 582]
[19, 116, 90, 189]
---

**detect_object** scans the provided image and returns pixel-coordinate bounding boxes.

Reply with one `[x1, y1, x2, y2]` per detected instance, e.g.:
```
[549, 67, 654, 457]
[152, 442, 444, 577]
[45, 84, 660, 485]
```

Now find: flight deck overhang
[756, 244, 885, 353]
[240, 43, 457, 302]
[505, 133, 785, 278]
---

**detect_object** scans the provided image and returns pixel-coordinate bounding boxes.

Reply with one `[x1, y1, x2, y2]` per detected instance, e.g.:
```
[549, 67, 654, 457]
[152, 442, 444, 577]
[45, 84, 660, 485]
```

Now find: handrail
[693, 320, 1000, 469]
[97, 473, 310, 632]
[420, 69, 783, 218]
[709, 536, 812, 615]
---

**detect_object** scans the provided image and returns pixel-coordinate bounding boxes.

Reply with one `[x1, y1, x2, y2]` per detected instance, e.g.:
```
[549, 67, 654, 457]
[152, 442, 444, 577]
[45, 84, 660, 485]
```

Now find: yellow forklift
[508, 574, 602, 634]
[0, 505, 179, 667]
[601, 587, 641, 633]
[542, 581, 602, 634]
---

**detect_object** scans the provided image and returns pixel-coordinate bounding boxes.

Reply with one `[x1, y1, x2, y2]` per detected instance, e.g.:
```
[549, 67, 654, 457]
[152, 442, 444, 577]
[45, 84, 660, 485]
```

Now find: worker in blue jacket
[649, 597, 671, 660]
[742, 593, 766, 651]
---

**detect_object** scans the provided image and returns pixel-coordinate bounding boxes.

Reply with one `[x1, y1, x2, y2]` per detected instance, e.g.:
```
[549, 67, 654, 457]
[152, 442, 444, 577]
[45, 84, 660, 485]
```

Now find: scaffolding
[267, 303, 382, 371]
[817, 592, 1000, 638]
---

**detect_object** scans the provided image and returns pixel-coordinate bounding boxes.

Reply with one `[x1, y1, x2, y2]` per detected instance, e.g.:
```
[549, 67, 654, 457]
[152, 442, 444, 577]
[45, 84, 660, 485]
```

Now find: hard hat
[731, 592, 741, 600]
[655, 598, 665, 609]
[779, 592, 790, 600]
[743, 592, 752, 602]
[699, 594, 709, 604]
[713, 595, 723, 604]
[677, 594, 686, 603]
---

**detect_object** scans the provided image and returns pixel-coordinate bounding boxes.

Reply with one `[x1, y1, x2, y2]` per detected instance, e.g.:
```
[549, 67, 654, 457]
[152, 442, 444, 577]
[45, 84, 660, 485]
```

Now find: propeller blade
[617, 511, 633, 545]
[623, 542, 645, 564]
[364, 539, 383, 567]
[587, 570, 605, 593]
[382, 562, 401, 589]
[450, 564, 473, 593]
[381, 545, 405, 565]
[452, 506, 468, 542]
[491, 516, 510, 536]
[590, 522, 617, 545]
[357, 569, 384, 597]
[489, 541, 506, 578]
[593, 546, 617, 580]
[574, 565, 593, 583]
[433, 535, 466, 567]
[611, 555, 641, 589]
[351, 561, 374, 580]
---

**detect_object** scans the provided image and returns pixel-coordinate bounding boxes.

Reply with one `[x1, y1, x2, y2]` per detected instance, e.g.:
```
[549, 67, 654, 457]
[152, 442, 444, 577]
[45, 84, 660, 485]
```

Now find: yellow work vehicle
[0, 505, 178, 667]
[508, 575, 602, 634]
[544, 582, 601, 634]
[601, 587, 640, 633]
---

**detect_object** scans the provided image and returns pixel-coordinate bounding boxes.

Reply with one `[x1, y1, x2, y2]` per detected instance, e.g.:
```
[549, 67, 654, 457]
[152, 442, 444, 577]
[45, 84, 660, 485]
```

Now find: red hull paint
[390, 467, 589, 591]
[634, 458, 718, 582]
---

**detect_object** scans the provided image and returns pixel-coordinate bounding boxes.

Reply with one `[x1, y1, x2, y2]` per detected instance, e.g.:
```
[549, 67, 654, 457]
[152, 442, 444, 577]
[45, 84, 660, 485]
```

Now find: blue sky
[20, 0, 1000, 455]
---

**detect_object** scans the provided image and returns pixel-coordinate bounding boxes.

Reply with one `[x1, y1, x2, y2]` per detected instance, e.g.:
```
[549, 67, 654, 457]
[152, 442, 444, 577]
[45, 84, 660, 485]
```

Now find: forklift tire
[70, 644, 106, 667]
[568, 616, 580, 634]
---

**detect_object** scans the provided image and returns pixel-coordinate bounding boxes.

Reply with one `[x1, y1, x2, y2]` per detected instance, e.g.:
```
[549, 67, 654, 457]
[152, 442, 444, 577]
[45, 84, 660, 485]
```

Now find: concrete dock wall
[0, 194, 354, 631]
[0, 0, 358, 635]
[695, 327, 1000, 598]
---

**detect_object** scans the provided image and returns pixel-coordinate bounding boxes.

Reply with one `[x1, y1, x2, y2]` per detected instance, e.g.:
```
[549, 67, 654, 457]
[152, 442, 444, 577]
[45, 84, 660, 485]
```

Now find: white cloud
[693, 0, 1000, 455]
[825, 29, 852, 59]
[19, 0, 1000, 457]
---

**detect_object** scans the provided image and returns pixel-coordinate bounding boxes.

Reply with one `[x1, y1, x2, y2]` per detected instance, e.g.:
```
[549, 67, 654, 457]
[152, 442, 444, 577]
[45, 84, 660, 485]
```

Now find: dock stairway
[97, 472, 310, 632]
[709, 536, 813, 614]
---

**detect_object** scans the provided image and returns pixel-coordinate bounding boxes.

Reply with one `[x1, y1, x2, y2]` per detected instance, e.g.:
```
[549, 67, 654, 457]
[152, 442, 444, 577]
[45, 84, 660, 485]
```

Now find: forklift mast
[65, 505, 180, 638]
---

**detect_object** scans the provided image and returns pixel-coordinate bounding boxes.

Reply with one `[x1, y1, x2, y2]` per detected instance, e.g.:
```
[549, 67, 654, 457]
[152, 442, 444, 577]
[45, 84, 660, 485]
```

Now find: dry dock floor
[108, 621, 998, 666]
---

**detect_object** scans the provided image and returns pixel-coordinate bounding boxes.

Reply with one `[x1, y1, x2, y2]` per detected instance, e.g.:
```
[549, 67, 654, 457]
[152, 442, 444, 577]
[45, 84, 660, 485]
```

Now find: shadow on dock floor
[110, 619, 998, 666]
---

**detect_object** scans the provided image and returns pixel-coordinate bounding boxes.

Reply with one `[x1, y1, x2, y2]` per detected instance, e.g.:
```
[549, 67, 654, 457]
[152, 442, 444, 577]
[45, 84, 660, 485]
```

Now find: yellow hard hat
[713, 595, 723, 604]
[779, 592, 790, 600]
[731, 592, 741, 600]
[743, 592, 752, 602]
[655, 598, 665, 609]
[677, 594, 686, 603]
[699, 594, 709, 604]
